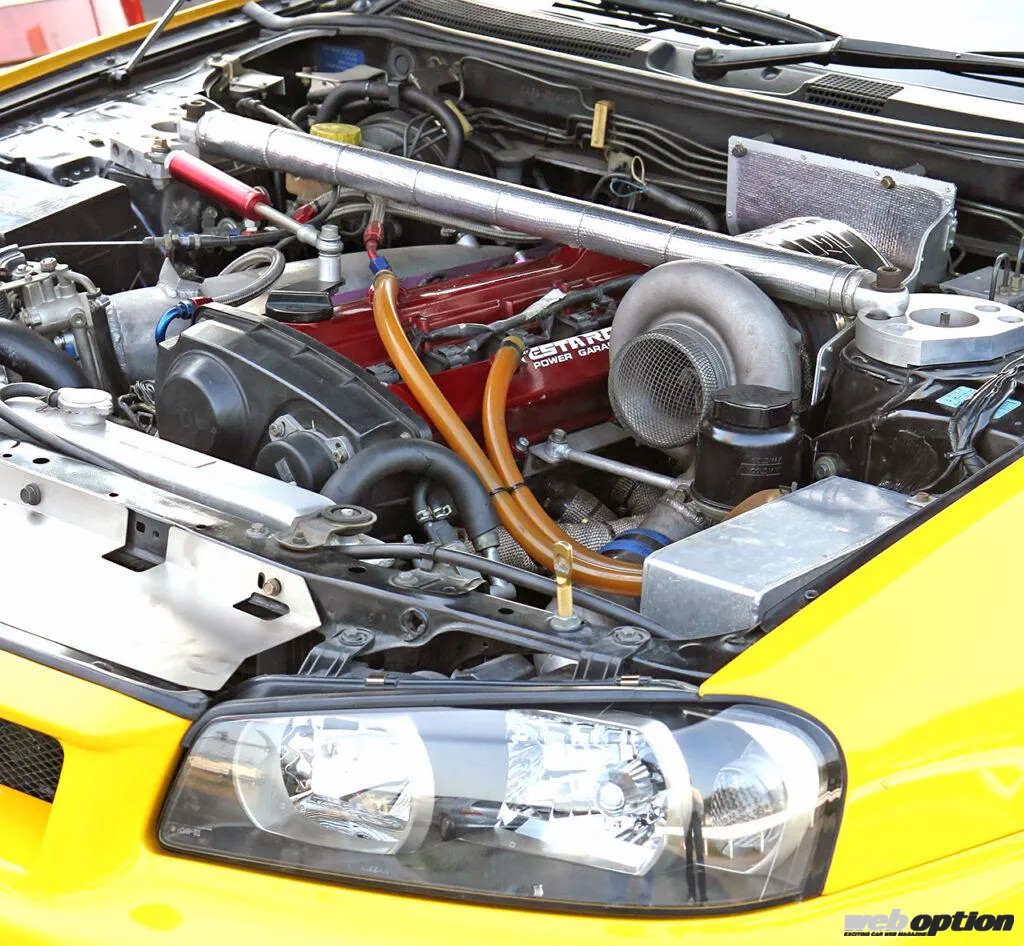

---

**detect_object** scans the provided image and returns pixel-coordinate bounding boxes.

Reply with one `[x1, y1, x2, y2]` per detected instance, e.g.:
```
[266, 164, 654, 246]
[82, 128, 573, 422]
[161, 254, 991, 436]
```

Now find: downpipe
[182, 112, 909, 320]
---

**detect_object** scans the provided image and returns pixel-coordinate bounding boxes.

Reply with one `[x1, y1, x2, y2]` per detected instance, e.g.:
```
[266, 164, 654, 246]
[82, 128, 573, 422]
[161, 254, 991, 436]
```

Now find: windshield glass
[764, 0, 1024, 50]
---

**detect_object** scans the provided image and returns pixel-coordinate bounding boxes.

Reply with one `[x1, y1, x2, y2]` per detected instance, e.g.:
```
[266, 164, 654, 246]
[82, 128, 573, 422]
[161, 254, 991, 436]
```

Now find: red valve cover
[291, 247, 643, 442]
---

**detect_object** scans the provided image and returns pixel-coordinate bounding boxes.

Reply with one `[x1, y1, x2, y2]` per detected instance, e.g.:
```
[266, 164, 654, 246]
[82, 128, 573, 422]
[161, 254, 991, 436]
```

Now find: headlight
[159, 692, 842, 913]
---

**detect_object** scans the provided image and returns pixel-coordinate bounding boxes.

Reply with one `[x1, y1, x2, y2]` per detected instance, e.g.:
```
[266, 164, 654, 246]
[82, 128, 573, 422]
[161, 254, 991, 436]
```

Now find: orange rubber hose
[482, 339, 643, 594]
[371, 270, 642, 595]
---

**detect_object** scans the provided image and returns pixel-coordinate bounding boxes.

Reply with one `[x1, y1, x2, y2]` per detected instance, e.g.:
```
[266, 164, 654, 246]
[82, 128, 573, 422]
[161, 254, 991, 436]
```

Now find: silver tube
[317, 224, 343, 283]
[532, 437, 683, 492]
[333, 196, 539, 242]
[187, 112, 909, 319]
[255, 204, 319, 247]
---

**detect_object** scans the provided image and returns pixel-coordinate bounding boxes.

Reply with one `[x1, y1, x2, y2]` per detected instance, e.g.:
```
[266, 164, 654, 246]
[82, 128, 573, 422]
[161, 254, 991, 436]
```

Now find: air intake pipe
[183, 112, 908, 321]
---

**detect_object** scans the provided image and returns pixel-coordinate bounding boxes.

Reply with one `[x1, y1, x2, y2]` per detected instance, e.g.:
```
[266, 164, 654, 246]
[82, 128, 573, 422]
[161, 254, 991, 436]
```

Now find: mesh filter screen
[0, 718, 63, 803]
[609, 322, 728, 449]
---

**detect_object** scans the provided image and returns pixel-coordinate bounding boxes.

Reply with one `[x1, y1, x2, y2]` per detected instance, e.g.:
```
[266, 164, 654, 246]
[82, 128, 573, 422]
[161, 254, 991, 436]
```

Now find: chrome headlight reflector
[160, 694, 842, 912]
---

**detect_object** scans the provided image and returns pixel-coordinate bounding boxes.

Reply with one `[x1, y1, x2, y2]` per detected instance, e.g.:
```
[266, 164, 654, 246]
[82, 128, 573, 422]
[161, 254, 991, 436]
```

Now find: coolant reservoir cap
[57, 388, 113, 427]
[309, 122, 362, 145]
[711, 384, 793, 429]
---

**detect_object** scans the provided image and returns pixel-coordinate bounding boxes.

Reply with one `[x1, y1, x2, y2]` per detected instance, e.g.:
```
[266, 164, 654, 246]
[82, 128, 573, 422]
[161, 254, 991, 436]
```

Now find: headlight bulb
[493, 710, 690, 875]
[235, 713, 434, 856]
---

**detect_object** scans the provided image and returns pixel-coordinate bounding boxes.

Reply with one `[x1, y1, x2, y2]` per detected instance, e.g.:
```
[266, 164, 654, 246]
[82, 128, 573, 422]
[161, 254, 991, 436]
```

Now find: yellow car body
[0, 413, 1020, 941]
[0, 4, 1022, 941]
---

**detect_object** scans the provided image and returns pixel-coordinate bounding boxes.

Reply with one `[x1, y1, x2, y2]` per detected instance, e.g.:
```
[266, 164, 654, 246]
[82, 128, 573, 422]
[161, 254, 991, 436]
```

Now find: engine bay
[1, 1, 1022, 695]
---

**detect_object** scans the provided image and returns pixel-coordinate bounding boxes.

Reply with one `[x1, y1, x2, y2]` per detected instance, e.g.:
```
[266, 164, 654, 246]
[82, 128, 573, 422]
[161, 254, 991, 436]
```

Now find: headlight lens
[160, 697, 842, 912]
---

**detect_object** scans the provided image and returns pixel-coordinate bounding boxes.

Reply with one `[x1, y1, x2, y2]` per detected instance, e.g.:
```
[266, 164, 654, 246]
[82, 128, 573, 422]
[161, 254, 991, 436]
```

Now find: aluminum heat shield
[641, 478, 915, 639]
[0, 438, 322, 690]
[727, 137, 956, 288]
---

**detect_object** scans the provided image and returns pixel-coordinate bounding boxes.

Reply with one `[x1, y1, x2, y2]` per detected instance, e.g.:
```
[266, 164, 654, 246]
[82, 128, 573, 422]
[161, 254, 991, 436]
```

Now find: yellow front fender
[704, 454, 1024, 893]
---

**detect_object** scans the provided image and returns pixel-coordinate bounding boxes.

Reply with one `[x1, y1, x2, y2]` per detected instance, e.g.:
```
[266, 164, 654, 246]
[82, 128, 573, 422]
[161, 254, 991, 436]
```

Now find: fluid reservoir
[287, 123, 362, 202]
[691, 384, 802, 514]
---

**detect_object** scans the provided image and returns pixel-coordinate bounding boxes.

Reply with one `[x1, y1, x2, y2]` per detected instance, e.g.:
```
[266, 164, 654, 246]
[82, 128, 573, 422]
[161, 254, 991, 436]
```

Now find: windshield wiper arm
[557, 0, 834, 45]
[692, 36, 1024, 80]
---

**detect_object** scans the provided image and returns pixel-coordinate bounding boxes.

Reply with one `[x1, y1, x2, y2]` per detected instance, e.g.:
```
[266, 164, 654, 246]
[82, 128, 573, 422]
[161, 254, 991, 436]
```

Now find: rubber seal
[599, 529, 672, 560]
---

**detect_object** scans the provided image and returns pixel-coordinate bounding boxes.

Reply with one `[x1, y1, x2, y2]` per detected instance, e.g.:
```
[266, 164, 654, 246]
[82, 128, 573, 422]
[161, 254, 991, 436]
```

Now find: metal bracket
[573, 651, 623, 681]
[274, 504, 377, 550]
[267, 413, 352, 465]
[390, 567, 483, 596]
[811, 322, 855, 405]
[299, 627, 374, 677]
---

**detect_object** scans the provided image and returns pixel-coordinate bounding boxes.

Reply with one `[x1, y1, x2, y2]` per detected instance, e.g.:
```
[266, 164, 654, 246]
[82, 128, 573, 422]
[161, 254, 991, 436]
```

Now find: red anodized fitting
[165, 151, 266, 219]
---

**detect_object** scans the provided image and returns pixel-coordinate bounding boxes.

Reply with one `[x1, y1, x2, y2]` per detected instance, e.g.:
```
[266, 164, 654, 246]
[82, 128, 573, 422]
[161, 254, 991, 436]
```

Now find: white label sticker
[525, 327, 612, 370]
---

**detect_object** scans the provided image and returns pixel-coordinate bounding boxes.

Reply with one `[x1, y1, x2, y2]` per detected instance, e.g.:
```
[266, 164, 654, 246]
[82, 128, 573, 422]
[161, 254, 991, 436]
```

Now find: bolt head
[19, 483, 41, 506]
[547, 613, 583, 632]
[874, 264, 903, 292]
[260, 577, 282, 596]
[183, 99, 209, 122]
[339, 628, 370, 646]
[612, 626, 648, 646]
[813, 455, 839, 480]
[731, 143, 748, 158]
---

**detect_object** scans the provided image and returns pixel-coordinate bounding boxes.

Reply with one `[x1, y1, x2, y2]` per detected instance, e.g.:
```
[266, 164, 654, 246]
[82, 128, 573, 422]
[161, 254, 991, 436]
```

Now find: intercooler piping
[185, 112, 910, 320]
[370, 270, 643, 595]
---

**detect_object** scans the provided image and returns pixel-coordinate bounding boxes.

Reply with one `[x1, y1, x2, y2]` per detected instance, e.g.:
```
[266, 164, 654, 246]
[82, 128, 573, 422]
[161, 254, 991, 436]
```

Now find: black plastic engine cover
[156, 304, 430, 489]
[815, 345, 1024, 493]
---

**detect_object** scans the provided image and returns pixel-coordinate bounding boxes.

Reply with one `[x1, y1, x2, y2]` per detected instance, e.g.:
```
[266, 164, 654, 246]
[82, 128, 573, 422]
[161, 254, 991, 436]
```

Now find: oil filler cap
[711, 385, 793, 430]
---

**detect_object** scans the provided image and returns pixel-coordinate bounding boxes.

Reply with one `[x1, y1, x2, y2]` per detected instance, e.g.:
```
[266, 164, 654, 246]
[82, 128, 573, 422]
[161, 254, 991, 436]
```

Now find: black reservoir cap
[711, 385, 794, 429]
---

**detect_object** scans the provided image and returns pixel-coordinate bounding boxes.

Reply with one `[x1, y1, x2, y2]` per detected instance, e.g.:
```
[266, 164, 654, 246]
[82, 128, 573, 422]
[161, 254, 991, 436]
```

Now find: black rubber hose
[291, 103, 316, 129]
[411, 479, 460, 545]
[322, 439, 499, 545]
[0, 320, 87, 388]
[314, 77, 464, 168]
[339, 542, 699, 651]
[398, 86, 464, 168]
[313, 78, 383, 124]
[0, 291, 13, 321]
[237, 97, 304, 131]
[644, 182, 720, 231]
